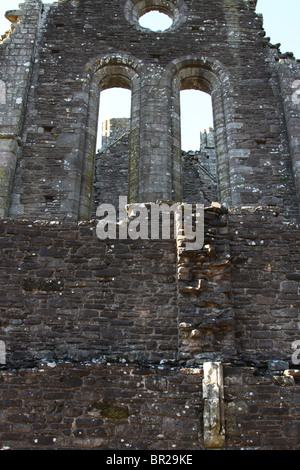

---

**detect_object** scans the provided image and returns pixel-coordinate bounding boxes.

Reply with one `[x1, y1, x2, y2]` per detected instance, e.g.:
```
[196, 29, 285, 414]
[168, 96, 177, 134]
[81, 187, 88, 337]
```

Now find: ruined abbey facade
[0, 0, 299, 450]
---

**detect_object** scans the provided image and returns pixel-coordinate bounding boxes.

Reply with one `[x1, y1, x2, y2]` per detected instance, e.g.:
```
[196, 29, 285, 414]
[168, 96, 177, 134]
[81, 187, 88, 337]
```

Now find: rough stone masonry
[0, 0, 299, 450]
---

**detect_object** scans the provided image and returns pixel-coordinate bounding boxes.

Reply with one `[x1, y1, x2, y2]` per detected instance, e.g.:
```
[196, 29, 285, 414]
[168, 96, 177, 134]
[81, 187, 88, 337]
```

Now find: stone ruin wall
[0, 0, 300, 220]
[0, 0, 299, 450]
[93, 121, 218, 211]
[0, 208, 299, 450]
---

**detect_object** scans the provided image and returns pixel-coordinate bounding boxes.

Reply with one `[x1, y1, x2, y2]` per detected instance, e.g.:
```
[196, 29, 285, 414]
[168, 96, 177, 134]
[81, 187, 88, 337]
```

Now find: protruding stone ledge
[5, 10, 23, 24]
[0, 134, 21, 150]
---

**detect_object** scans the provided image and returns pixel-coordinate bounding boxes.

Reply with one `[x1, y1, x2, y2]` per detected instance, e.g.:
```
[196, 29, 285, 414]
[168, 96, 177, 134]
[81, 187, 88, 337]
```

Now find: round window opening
[124, 1, 187, 32]
[139, 10, 173, 31]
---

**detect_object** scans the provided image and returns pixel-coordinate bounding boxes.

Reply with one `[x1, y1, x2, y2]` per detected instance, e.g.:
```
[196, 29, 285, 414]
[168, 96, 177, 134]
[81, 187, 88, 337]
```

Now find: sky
[0, 0, 299, 150]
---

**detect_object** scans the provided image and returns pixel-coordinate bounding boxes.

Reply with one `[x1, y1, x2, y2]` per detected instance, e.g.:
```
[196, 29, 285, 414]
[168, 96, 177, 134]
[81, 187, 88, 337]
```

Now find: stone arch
[79, 55, 143, 220]
[166, 56, 236, 205]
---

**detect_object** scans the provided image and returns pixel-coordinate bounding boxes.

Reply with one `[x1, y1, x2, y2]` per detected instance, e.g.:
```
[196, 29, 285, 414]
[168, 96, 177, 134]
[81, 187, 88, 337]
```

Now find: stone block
[280, 280, 299, 294]
[268, 360, 290, 371]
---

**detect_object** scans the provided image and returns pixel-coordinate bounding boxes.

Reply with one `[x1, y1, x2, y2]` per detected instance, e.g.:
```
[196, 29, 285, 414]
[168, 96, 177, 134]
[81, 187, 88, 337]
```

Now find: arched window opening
[92, 87, 132, 216]
[180, 89, 218, 205]
[180, 89, 213, 152]
[97, 87, 131, 150]
[174, 67, 220, 206]
[79, 59, 141, 221]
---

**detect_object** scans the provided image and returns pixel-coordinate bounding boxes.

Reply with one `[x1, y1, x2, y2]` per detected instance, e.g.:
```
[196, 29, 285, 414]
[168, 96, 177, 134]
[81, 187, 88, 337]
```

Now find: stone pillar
[277, 60, 300, 216]
[0, 134, 20, 217]
[138, 66, 173, 202]
[203, 362, 225, 449]
[0, 0, 44, 218]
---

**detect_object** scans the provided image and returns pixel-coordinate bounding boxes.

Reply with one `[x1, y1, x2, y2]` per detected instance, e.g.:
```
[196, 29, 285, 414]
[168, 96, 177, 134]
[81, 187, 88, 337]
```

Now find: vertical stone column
[128, 75, 142, 204]
[0, 0, 43, 218]
[203, 362, 225, 449]
[138, 66, 173, 202]
[211, 83, 232, 205]
[222, 0, 242, 48]
[170, 74, 182, 203]
[277, 60, 300, 215]
[0, 134, 21, 217]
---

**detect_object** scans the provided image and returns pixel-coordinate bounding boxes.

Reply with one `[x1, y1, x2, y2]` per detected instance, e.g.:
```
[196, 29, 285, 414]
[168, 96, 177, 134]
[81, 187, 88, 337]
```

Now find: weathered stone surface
[0, 219, 178, 367]
[0, 0, 298, 219]
[0, 0, 299, 452]
[203, 362, 225, 449]
[268, 360, 290, 372]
